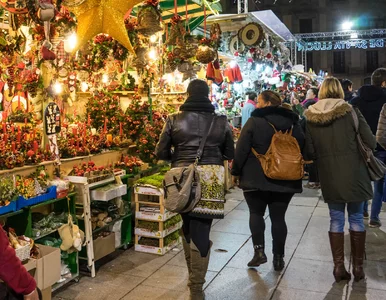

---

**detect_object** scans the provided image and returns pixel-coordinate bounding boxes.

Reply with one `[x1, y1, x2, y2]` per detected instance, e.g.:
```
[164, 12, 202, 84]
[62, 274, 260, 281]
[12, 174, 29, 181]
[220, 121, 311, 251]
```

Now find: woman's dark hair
[371, 68, 386, 87]
[187, 79, 209, 96]
[248, 92, 257, 100]
[259, 90, 282, 107]
[310, 87, 319, 97]
[341, 79, 353, 91]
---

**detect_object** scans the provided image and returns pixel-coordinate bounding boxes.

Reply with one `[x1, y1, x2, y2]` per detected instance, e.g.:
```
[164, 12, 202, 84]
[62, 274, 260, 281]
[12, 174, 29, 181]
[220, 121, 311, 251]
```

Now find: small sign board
[44, 102, 61, 135]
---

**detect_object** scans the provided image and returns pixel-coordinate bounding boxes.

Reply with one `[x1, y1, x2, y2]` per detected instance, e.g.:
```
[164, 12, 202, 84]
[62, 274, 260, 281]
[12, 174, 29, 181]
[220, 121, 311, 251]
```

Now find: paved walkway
[54, 188, 386, 300]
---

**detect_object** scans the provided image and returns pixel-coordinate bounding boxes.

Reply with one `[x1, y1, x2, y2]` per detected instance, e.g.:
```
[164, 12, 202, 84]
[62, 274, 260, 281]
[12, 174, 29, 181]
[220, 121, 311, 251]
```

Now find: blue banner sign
[297, 39, 385, 51]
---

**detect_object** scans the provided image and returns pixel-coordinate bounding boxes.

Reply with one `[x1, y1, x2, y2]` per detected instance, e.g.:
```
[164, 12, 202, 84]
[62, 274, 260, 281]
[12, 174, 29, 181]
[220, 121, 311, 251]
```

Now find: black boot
[273, 254, 285, 271]
[247, 245, 267, 267]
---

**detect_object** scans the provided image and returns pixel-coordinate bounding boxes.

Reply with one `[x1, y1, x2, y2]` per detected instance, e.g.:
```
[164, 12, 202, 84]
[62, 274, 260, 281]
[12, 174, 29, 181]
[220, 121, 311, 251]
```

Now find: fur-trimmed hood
[304, 99, 352, 125]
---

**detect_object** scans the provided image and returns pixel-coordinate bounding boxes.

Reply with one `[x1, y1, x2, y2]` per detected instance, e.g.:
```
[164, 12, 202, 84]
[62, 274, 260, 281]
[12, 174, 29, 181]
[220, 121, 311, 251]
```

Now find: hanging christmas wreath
[239, 23, 264, 47]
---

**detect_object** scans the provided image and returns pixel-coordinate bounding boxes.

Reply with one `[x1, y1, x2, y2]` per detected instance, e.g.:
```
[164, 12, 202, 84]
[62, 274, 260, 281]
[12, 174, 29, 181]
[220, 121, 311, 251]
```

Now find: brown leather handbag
[251, 123, 308, 181]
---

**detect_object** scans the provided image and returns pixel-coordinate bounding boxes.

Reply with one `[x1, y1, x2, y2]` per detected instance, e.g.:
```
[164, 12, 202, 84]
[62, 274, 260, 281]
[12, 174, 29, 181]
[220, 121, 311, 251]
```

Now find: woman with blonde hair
[304, 77, 375, 282]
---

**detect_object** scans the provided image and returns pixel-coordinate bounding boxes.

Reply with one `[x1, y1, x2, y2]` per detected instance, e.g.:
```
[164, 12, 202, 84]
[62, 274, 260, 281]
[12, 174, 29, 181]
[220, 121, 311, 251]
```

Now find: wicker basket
[15, 244, 30, 262]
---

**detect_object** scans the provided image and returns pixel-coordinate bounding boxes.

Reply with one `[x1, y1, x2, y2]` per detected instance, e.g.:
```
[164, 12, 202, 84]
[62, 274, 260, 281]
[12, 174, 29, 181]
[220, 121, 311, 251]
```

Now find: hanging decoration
[239, 23, 264, 46]
[64, 0, 143, 54]
[136, 0, 163, 37]
[166, 15, 185, 46]
[195, 5, 216, 65]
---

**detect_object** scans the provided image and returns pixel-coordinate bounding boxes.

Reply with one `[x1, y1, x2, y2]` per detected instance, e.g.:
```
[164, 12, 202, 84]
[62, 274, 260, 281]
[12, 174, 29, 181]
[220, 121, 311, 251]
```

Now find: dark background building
[221, 0, 386, 88]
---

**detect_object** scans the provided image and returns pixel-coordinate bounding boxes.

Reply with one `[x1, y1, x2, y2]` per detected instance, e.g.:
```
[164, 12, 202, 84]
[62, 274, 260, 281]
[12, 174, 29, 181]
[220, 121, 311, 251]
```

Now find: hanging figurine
[37, 0, 57, 60]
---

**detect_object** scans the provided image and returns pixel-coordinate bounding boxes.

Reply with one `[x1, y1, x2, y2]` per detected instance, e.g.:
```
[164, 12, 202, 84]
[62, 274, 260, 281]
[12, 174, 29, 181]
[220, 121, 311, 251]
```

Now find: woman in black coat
[232, 90, 305, 271]
[156, 79, 234, 300]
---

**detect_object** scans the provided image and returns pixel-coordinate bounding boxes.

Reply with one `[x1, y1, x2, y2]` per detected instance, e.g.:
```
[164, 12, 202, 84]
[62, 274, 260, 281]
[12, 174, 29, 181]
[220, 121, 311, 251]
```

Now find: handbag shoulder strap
[350, 108, 359, 132]
[196, 116, 215, 162]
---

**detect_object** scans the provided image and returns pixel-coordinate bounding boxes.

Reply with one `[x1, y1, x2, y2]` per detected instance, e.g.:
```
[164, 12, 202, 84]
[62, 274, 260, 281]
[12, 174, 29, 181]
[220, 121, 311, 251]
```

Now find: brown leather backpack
[251, 123, 307, 181]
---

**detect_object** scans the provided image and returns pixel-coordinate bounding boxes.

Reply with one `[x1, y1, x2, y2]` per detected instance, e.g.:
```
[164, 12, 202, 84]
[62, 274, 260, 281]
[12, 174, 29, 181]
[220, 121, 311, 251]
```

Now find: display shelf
[0, 208, 23, 219]
[71, 174, 133, 277]
[134, 236, 181, 255]
[135, 221, 182, 238]
[92, 213, 132, 235]
[151, 91, 186, 95]
[52, 273, 79, 292]
[33, 229, 59, 241]
[0, 161, 55, 176]
[30, 192, 76, 209]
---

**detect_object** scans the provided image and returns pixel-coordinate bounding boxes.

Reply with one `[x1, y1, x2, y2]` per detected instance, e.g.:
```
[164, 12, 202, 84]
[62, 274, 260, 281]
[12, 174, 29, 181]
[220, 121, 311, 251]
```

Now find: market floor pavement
[54, 187, 386, 300]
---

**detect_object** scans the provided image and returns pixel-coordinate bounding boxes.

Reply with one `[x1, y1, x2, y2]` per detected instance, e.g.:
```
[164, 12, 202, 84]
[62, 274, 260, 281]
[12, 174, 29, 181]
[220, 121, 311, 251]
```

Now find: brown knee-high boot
[329, 232, 351, 282]
[189, 241, 212, 300]
[182, 237, 192, 285]
[350, 230, 366, 282]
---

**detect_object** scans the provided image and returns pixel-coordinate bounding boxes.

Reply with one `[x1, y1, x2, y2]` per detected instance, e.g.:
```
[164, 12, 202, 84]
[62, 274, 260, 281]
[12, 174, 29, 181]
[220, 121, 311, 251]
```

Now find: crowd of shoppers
[155, 69, 386, 299]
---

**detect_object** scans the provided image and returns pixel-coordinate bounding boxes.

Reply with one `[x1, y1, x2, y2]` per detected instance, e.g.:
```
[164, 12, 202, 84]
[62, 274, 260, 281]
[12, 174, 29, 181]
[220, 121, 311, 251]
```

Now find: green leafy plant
[0, 176, 17, 206]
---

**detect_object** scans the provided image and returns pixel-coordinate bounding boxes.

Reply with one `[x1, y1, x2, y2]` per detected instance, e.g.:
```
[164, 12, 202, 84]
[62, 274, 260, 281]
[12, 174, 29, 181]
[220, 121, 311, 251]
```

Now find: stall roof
[159, 0, 221, 31]
[249, 11, 294, 42]
[206, 10, 295, 42]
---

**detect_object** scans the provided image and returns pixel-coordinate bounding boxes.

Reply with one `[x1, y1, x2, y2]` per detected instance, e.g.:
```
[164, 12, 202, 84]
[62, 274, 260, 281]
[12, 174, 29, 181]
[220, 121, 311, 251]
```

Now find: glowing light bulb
[102, 74, 109, 84]
[64, 32, 77, 52]
[350, 33, 358, 39]
[150, 34, 158, 43]
[53, 82, 62, 95]
[81, 82, 89, 92]
[148, 48, 157, 60]
[342, 21, 353, 30]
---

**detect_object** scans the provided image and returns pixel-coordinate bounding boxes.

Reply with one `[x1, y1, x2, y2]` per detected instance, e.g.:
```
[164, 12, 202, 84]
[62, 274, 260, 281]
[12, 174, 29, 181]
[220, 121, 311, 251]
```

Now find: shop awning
[159, 0, 221, 31]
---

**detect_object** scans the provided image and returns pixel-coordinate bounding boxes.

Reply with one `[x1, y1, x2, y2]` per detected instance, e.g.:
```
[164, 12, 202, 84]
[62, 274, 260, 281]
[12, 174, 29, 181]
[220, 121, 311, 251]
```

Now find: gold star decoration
[65, 0, 143, 54]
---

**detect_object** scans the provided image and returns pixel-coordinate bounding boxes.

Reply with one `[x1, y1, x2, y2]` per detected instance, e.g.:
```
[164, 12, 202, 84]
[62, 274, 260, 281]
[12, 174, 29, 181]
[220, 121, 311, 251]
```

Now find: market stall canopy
[206, 10, 294, 42]
[159, 0, 221, 31]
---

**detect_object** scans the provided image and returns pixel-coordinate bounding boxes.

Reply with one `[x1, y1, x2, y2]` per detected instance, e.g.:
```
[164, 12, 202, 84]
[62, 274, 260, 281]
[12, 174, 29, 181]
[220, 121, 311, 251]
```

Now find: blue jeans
[371, 151, 386, 221]
[364, 200, 368, 213]
[328, 202, 365, 232]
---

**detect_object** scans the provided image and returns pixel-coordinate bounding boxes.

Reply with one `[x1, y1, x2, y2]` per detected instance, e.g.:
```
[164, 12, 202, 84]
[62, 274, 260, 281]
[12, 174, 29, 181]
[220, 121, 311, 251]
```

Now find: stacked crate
[134, 185, 182, 255]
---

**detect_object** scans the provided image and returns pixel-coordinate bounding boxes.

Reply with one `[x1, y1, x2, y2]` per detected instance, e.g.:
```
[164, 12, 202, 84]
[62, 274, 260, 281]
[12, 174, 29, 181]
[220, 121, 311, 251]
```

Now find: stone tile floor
[54, 188, 386, 300]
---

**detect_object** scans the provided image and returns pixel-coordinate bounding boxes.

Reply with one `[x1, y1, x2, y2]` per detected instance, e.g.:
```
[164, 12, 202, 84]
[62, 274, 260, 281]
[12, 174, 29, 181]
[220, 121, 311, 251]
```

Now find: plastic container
[17, 186, 57, 210]
[0, 201, 17, 216]
[90, 184, 127, 201]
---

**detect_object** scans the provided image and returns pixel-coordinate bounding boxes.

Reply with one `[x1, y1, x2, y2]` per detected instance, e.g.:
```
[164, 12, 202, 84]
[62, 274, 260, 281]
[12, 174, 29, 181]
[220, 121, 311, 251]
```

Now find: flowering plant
[115, 155, 144, 174]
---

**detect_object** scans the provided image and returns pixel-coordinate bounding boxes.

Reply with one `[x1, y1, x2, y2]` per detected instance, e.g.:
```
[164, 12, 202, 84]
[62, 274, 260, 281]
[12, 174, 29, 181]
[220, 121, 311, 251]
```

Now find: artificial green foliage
[136, 174, 165, 188]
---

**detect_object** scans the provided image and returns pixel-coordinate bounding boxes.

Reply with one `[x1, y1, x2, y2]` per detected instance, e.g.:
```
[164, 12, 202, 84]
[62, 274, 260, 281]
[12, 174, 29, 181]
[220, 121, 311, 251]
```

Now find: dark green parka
[304, 99, 376, 203]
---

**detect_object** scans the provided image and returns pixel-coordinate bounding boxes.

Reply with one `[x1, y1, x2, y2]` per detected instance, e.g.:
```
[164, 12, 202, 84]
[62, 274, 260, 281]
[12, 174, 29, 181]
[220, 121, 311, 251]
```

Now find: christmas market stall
[0, 0, 227, 296]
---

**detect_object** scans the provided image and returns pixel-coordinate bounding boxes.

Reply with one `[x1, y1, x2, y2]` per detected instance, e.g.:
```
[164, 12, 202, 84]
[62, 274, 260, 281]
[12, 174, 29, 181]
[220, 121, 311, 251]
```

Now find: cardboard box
[135, 237, 181, 255]
[135, 221, 182, 238]
[41, 287, 52, 300]
[23, 258, 37, 272]
[93, 232, 116, 261]
[34, 245, 61, 290]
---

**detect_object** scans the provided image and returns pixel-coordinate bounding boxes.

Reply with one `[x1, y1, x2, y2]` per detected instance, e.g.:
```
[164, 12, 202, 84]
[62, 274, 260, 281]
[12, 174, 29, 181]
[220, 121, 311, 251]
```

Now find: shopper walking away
[304, 77, 375, 282]
[241, 92, 257, 127]
[231, 90, 305, 271]
[341, 79, 356, 102]
[0, 225, 40, 300]
[351, 68, 386, 227]
[156, 79, 234, 300]
[302, 88, 320, 189]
